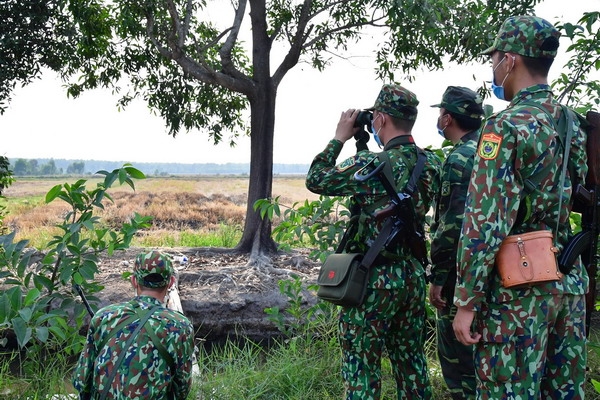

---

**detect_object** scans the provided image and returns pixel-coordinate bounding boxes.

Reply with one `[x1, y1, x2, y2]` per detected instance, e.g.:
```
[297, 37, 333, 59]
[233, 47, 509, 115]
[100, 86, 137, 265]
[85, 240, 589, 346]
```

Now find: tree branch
[219, 0, 249, 80]
[165, 0, 184, 48]
[146, 10, 173, 59]
[272, 0, 313, 86]
[181, 0, 194, 48]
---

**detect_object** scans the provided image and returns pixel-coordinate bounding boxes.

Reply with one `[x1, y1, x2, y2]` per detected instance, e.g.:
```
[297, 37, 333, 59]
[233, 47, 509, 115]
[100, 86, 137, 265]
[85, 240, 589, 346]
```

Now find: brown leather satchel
[496, 230, 563, 288]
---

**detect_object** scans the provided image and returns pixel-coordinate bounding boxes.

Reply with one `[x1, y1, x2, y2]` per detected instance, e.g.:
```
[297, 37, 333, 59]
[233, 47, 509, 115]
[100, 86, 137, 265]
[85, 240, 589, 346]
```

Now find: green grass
[134, 224, 243, 248]
[3, 318, 600, 398]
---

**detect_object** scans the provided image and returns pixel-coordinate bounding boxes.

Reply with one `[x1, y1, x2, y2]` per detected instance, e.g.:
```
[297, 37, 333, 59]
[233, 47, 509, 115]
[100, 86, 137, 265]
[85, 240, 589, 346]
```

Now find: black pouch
[316, 253, 368, 307]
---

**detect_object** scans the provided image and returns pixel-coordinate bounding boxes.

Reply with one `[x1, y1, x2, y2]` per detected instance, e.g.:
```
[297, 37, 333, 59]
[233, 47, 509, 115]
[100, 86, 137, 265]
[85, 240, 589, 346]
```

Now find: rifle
[74, 284, 95, 317]
[354, 153, 429, 267]
[558, 110, 600, 334]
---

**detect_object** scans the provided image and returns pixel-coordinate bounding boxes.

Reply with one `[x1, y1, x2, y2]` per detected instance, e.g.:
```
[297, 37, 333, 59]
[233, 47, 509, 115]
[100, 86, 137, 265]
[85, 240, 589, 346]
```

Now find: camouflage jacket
[73, 295, 195, 400]
[430, 129, 480, 301]
[455, 84, 588, 312]
[306, 135, 441, 289]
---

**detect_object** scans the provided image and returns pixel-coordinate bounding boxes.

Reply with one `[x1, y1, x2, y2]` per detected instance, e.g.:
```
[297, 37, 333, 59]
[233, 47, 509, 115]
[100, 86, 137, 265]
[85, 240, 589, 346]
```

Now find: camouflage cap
[431, 86, 484, 119]
[481, 15, 560, 58]
[366, 84, 419, 121]
[133, 250, 174, 288]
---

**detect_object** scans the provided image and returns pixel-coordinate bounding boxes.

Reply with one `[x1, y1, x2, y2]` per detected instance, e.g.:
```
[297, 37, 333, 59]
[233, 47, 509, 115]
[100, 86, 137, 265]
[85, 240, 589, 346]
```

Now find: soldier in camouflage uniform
[73, 251, 195, 399]
[429, 86, 485, 400]
[306, 84, 440, 399]
[452, 16, 588, 399]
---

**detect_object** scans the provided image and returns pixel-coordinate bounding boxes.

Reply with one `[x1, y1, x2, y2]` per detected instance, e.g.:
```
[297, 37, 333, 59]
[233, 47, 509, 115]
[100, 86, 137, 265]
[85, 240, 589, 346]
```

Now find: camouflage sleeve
[72, 318, 99, 396]
[305, 139, 379, 197]
[455, 115, 523, 310]
[430, 143, 476, 286]
[171, 318, 195, 400]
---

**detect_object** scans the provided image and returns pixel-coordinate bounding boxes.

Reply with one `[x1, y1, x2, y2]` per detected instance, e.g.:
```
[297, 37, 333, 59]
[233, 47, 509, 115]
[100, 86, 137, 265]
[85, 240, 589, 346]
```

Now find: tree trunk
[235, 85, 278, 260]
[235, 0, 279, 262]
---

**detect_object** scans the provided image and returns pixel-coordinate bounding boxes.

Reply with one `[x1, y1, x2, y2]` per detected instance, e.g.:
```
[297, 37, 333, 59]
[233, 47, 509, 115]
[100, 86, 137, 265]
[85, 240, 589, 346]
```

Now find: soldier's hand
[453, 307, 481, 345]
[334, 109, 360, 143]
[428, 284, 446, 310]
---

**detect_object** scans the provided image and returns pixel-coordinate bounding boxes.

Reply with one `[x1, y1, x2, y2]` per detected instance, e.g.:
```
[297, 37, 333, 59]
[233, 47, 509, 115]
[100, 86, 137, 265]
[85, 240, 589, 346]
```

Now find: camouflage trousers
[436, 304, 476, 400]
[338, 279, 432, 400]
[475, 293, 586, 400]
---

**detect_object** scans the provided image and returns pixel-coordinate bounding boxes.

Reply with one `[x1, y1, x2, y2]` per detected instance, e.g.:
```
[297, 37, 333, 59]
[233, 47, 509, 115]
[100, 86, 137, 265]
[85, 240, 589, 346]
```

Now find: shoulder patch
[478, 133, 502, 160]
[337, 158, 356, 172]
[441, 181, 450, 197]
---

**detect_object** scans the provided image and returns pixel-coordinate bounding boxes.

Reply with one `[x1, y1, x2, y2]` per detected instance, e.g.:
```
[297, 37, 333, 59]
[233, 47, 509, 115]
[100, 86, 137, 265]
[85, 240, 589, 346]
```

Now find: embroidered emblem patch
[337, 158, 356, 171]
[478, 133, 502, 160]
[328, 270, 336, 280]
[441, 181, 450, 197]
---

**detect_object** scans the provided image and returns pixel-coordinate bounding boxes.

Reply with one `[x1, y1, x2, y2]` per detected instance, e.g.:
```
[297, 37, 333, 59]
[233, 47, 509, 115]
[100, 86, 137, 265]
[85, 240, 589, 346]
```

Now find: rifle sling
[336, 147, 426, 270]
[378, 147, 427, 197]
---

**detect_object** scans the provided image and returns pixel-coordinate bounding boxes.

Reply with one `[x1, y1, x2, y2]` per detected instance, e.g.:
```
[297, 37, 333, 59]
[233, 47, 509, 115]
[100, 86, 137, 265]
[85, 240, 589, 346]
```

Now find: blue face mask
[491, 55, 514, 101]
[436, 115, 446, 138]
[370, 115, 383, 147]
[491, 79, 505, 101]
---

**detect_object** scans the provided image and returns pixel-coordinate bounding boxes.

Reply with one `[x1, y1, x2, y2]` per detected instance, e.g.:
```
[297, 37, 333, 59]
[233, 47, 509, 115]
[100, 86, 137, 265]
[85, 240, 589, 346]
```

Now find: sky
[1, 0, 598, 166]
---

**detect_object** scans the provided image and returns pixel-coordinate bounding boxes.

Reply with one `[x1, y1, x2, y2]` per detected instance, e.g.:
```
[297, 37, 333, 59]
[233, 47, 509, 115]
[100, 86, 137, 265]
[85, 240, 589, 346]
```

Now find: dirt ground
[93, 247, 322, 346]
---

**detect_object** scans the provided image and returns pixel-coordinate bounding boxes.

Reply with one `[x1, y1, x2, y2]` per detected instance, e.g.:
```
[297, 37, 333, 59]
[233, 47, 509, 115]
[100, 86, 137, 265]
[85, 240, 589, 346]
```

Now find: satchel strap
[514, 103, 574, 236]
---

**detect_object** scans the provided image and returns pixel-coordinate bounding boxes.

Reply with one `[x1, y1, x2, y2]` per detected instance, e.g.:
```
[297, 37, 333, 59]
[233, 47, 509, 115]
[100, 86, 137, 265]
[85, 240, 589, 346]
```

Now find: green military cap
[367, 84, 419, 121]
[134, 250, 174, 288]
[431, 86, 484, 119]
[481, 15, 560, 59]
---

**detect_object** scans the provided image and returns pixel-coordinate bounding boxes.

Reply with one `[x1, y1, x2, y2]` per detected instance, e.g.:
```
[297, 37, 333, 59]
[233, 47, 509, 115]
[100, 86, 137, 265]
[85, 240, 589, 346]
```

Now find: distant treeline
[7, 158, 310, 176]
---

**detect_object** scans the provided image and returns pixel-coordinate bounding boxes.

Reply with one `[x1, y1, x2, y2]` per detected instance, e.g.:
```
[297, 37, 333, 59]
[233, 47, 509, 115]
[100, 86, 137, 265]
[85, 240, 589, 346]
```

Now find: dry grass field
[2, 175, 319, 247]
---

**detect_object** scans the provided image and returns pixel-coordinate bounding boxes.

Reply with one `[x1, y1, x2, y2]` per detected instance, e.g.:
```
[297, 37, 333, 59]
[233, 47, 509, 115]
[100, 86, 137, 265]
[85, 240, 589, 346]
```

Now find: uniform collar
[383, 135, 415, 150]
[133, 295, 164, 307]
[457, 129, 480, 145]
[510, 84, 553, 108]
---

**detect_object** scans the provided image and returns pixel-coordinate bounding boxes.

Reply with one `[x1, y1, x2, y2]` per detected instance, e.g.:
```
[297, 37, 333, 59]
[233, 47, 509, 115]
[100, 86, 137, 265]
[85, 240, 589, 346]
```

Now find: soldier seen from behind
[306, 84, 441, 399]
[429, 86, 485, 400]
[452, 15, 588, 398]
[73, 250, 195, 399]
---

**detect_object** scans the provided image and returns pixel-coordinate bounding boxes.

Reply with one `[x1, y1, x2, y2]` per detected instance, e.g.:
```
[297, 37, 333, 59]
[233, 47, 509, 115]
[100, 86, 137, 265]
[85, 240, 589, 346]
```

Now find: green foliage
[255, 195, 351, 260]
[554, 12, 600, 111]
[0, 164, 150, 354]
[0, 156, 14, 234]
[380, 0, 540, 80]
[0, 0, 78, 113]
[264, 275, 336, 338]
[0, 156, 14, 195]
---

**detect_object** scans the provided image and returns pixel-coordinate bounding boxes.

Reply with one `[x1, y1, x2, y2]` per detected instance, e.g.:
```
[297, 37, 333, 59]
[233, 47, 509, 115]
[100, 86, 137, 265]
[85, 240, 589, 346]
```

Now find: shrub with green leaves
[255, 195, 351, 260]
[0, 165, 151, 356]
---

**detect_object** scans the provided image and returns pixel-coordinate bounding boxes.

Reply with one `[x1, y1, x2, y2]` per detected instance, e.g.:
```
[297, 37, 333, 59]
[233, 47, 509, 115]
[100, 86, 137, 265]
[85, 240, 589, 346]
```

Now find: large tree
[10, 0, 596, 262]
